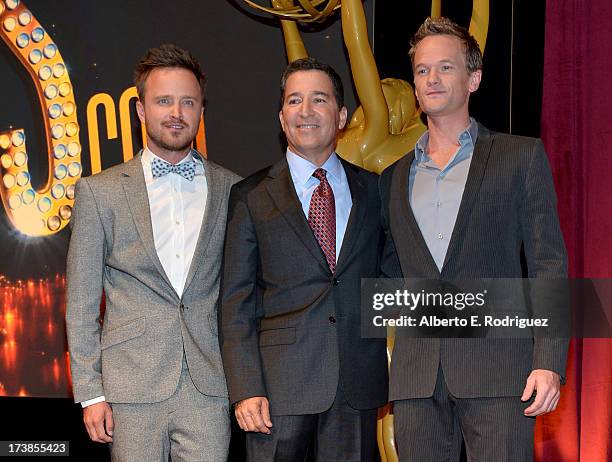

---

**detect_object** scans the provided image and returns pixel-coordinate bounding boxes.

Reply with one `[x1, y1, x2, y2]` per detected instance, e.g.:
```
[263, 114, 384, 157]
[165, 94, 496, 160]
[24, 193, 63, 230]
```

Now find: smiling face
[136, 67, 203, 160]
[413, 34, 481, 121]
[279, 70, 348, 165]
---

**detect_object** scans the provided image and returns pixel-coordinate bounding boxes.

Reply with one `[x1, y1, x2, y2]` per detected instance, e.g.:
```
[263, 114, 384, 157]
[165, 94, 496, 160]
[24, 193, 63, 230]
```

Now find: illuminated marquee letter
[0, 0, 82, 236]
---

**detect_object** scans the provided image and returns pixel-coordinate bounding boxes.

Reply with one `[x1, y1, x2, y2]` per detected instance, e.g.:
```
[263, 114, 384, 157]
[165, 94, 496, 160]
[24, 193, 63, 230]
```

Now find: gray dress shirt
[408, 120, 479, 270]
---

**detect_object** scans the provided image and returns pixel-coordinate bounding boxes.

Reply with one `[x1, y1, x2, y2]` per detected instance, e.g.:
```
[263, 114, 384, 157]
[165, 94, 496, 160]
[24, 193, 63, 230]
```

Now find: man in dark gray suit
[66, 44, 240, 460]
[220, 58, 388, 461]
[380, 17, 568, 461]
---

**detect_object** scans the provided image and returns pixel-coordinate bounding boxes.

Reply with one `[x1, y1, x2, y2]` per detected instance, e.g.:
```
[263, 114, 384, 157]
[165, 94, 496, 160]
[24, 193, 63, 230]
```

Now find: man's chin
[151, 137, 193, 154]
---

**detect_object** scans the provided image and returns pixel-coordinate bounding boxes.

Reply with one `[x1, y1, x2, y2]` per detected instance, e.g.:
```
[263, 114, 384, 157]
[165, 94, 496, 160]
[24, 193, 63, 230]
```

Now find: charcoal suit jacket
[220, 157, 388, 415]
[379, 124, 569, 400]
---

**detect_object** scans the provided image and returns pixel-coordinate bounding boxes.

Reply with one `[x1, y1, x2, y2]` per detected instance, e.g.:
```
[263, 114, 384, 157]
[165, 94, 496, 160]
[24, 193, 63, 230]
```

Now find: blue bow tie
[151, 156, 196, 181]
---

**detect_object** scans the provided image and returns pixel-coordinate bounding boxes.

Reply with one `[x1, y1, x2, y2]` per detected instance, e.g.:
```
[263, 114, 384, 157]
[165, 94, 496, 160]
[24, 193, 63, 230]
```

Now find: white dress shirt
[81, 148, 207, 408]
[286, 150, 352, 259]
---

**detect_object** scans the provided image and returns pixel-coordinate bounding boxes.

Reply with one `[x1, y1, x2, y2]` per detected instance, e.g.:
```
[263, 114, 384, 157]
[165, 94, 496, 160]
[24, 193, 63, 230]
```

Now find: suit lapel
[335, 160, 367, 272]
[393, 153, 441, 277]
[182, 156, 227, 293]
[441, 124, 494, 273]
[266, 159, 331, 274]
[120, 154, 176, 294]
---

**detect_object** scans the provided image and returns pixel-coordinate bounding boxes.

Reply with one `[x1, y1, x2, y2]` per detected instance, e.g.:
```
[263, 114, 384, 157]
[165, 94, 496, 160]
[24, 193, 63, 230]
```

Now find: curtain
[537, 1, 612, 460]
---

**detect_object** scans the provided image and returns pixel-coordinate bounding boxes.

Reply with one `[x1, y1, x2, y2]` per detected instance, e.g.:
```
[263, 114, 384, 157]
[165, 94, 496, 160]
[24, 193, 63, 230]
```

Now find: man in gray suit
[379, 18, 568, 461]
[220, 58, 388, 461]
[66, 44, 240, 461]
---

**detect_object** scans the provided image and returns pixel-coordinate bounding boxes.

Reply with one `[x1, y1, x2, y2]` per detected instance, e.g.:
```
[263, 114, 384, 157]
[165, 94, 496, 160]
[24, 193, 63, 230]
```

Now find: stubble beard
[147, 124, 195, 154]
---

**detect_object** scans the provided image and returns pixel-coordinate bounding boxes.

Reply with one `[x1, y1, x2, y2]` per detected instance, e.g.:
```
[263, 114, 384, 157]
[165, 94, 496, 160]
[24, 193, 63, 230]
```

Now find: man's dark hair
[134, 44, 207, 101]
[279, 57, 345, 109]
[408, 17, 483, 73]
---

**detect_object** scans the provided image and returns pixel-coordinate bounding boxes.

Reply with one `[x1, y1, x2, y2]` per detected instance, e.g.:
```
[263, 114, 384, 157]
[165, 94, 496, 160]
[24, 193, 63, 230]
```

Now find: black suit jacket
[220, 157, 388, 415]
[380, 124, 568, 400]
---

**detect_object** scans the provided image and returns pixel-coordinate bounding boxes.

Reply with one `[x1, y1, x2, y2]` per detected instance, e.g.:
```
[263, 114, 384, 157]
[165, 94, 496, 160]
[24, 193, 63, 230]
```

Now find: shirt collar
[286, 149, 342, 186]
[415, 117, 479, 164]
[146, 147, 201, 162]
[142, 148, 203, 167]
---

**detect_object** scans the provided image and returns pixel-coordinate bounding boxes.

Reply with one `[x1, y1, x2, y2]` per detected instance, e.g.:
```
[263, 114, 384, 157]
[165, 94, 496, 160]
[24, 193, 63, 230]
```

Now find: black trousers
[246, 384, 378, 462]
[394, 366, 535, 462]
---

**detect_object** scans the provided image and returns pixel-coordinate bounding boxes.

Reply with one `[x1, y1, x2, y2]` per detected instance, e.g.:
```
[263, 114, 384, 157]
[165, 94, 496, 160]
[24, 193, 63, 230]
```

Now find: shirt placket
[432, 165, 445, 266]
[171, 174, 185, 295]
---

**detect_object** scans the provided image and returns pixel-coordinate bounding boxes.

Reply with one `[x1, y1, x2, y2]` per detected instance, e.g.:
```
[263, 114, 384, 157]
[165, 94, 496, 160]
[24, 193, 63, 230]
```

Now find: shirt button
[437, 233, 443, 240]
[176, 254, 180, 258]
[329, 315, 336, 323]
[437, 201, 442, 208]
[175, 221, 180, 225]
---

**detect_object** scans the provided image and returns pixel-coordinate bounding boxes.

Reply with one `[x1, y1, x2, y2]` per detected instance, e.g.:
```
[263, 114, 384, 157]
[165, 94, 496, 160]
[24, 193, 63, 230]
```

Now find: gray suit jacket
[66, 152, 240, 403]
[380, 124, 569, 400]
[220, 158, 388, 416]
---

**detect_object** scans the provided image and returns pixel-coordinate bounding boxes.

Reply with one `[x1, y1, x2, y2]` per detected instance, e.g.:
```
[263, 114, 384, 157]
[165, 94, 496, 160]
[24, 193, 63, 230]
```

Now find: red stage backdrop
[537, 1, 612, 460]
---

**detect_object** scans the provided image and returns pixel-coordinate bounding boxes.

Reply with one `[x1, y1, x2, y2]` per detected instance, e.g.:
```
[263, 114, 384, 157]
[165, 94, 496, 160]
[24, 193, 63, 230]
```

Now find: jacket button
[180, 303, 186, 311]
[329, 315, 336, 323]
[332, 278, 340, 286]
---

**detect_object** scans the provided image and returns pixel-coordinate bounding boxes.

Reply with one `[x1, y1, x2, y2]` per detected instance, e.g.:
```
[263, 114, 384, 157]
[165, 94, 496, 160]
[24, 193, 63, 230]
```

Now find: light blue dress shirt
[286, 150, 353, 262]
[409, 119, 479, 271]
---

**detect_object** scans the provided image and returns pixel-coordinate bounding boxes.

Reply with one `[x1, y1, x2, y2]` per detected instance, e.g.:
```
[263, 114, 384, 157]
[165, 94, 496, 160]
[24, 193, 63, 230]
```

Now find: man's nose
[427, 69, 439, 85]
[170, 102, 183, 118]
[298, 99, 313, 117]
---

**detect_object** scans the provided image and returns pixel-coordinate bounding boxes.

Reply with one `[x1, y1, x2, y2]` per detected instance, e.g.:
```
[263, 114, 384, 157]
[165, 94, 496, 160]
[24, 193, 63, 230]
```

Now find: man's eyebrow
[415, 58, 458, 66]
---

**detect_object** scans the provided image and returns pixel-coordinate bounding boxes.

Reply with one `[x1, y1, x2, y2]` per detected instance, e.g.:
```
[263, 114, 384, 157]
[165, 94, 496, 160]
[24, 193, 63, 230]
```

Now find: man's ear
[338, 106, 348, 130]
[136, 100, 145, 124]
[468, 70, 482, 93]
[279, 109, 286, 133]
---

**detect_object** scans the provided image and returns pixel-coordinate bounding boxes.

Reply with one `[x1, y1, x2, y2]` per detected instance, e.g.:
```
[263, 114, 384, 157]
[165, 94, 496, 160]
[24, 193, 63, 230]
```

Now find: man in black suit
[380, 17, 568, 461]
[220, 58, 388, 461]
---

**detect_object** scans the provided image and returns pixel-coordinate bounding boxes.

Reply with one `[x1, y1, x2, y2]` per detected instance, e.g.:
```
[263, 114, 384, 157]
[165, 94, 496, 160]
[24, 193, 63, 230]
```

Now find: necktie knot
[312, 168, 332, 197]
[312, 168, 327, 182]
[151, 156, 196, 181]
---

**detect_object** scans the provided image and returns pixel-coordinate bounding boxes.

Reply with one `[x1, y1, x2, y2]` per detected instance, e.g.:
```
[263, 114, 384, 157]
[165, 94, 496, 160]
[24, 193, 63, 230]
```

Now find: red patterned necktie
[308, 168, 336, 273]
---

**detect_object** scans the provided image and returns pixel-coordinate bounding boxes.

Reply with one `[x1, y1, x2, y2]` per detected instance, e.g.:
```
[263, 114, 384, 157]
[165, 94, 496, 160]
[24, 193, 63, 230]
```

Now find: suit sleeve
[219, 185, 267, 405]
[65, 178, 106, 403]
[520, 140, 569, 380]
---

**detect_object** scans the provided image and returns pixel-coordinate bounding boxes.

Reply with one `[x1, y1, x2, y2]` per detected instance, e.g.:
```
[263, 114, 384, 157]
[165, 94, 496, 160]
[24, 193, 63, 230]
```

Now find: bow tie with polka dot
[151, 157, 196, 181]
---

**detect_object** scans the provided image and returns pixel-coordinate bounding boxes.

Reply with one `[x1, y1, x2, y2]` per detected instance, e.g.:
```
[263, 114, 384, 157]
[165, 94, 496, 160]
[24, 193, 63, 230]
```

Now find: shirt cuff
[81, 396, 105, 408]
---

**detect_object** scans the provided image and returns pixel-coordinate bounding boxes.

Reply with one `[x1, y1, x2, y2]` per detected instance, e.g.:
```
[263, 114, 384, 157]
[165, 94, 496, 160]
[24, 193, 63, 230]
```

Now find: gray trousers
[394, 366, 535, 462]
[109, 361, 230, 462]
